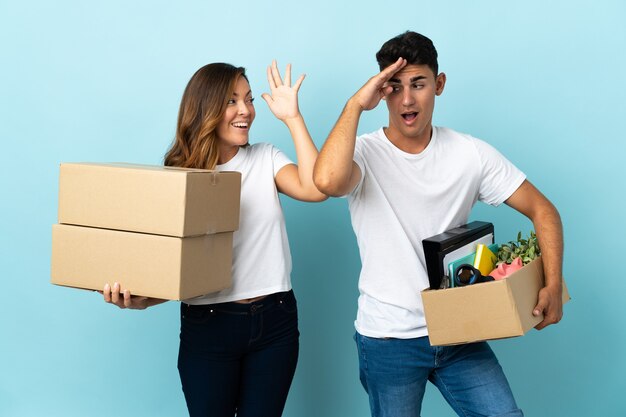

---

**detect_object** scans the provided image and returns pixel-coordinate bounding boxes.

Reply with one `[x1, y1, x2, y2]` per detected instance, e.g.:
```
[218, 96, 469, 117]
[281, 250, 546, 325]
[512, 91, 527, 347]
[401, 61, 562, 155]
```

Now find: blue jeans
[178, 291, 299, 417]
[355, 333, 523, 417]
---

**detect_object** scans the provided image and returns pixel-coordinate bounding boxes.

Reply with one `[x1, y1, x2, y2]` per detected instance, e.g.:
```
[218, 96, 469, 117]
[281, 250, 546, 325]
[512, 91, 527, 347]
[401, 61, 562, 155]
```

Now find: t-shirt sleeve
[473, 138, 527, 206]
[346, 139, 366, 197]
[269, 144, 294, 177]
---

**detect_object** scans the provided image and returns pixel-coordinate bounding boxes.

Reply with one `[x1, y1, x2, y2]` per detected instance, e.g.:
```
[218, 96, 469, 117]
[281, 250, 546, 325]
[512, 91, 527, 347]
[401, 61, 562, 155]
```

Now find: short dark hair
[376, 31, 438, 76]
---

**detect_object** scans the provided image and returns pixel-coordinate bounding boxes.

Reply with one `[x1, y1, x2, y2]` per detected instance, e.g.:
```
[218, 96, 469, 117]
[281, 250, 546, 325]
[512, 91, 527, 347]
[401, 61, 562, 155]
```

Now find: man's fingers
[378, 57, 407, 82]
[534, 303, 548, 329]
[532, 291, 562, 330]
[532, 296, 546, 329]
[535, 312, 561, 330]
[382, 85, 393, 98]
[389, 57, 407, 71]
[360, 57, 406, 103]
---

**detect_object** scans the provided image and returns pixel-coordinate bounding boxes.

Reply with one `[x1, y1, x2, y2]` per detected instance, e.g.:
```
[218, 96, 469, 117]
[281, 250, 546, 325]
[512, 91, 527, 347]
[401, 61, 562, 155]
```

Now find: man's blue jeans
[178, 291, 299, 417]
[355, 333, 523, 417]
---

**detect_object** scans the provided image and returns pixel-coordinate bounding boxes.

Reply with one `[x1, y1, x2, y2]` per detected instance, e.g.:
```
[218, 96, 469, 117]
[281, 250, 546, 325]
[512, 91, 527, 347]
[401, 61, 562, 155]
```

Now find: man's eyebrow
[388, 76, 427, 84]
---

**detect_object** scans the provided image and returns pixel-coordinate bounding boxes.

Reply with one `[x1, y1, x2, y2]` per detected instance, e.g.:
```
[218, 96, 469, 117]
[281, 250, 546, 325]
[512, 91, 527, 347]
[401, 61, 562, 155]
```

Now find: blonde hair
[164, 63, 247, 169]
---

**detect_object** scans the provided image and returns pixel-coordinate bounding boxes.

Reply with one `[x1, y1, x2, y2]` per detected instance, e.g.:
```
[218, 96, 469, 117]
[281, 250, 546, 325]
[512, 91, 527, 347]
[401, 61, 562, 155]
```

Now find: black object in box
[422, 221, 494, 289]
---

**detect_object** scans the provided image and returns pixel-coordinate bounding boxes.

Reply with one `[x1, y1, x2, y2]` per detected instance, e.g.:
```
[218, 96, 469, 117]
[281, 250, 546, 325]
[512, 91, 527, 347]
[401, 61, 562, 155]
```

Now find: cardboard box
[58, 162, 241, 237]
[422, 257, 570, 346]
[51, 224, 233, 300]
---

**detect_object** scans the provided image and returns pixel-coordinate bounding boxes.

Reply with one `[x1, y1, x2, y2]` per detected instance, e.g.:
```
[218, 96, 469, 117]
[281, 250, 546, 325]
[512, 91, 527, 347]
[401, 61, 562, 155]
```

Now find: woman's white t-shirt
[185, 143, 293, 305]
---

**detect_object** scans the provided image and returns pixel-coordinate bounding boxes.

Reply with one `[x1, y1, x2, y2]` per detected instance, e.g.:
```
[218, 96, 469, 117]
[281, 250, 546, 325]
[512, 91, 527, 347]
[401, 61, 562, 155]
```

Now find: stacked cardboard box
[51, 163, 241, 301]
[422, 256, 570, 346]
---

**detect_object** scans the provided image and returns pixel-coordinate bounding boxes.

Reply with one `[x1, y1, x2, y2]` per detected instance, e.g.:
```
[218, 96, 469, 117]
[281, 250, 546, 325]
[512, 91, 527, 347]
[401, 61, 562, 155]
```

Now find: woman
[103, 61, 326, 417]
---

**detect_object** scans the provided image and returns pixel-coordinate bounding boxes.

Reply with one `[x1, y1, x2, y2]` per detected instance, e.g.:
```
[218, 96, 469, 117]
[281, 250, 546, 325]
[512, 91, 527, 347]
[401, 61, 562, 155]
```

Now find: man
[313, 31, 563, 416]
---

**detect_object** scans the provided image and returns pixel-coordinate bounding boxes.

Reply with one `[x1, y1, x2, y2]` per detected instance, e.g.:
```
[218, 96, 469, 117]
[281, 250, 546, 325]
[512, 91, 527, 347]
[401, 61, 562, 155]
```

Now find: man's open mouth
[401, 112, 418, 122]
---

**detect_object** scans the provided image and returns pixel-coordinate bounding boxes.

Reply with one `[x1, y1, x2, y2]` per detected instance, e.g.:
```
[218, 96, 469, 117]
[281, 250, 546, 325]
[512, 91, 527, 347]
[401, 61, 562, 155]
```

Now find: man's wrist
[346, 96, 365, 114]
[543, 278, 563, 292]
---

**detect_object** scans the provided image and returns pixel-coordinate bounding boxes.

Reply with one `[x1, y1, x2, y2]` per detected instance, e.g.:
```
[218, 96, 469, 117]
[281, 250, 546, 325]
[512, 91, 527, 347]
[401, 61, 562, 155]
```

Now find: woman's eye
[247, 98, 255, 104]
[227, 99, 236, 105]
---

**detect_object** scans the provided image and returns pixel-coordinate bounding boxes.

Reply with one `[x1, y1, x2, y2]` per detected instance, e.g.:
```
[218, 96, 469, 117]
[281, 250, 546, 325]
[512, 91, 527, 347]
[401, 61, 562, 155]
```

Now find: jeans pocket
[277, 291, 298, 314]
[181, 303, 216, 324]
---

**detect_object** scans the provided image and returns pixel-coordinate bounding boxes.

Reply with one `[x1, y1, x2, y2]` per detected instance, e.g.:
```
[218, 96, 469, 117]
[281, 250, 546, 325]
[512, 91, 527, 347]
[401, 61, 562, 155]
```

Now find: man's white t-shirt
[185, 143, 293, 305]
[348, 126, 526, 338]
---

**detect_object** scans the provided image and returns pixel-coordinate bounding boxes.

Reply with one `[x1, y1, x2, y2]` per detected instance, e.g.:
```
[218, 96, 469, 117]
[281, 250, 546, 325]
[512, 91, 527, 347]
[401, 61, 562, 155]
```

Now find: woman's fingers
[268, 60, 303, 92]
[293, 73, 305, 92]
[266, 65, 276, 89]
[284, 63, 292, 87]
[261, 93, 272, 105]
[111, 282, 121, 304]
[103, 283, 112, 303]
[103, 282, 149, 309]
[103, 282, 127, 308]
[123, 290, 132, 308]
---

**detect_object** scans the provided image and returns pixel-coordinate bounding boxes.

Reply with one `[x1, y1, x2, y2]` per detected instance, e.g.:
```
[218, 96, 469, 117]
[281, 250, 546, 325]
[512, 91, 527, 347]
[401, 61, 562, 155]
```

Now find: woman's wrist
[282, 112, 304, 130]
[282, 113, 304, 127]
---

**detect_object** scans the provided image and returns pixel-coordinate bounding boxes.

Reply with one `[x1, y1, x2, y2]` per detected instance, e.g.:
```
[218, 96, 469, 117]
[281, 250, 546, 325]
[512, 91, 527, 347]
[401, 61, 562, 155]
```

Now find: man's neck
[383, 125, 433, 154]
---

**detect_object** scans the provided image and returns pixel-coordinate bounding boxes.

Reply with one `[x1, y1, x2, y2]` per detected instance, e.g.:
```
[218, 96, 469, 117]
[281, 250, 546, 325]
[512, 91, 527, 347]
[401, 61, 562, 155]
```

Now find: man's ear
[435, 72, 446, 96]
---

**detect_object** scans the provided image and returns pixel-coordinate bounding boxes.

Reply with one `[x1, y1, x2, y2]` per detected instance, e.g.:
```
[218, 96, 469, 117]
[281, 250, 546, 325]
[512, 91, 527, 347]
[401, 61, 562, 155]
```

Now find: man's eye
[391, 86, 401, 92]
[412, 84, 424, 89]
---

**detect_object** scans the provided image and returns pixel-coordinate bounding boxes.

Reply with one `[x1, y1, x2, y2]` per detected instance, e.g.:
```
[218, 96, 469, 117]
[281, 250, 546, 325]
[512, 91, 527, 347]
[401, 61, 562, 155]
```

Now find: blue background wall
[1, 0, 625, 416]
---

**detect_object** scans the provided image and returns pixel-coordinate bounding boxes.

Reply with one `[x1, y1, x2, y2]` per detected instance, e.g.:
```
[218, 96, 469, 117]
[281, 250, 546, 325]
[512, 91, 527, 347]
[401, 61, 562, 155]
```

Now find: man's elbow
[535, 198, 561, 224]
[313, 171, 347, 197]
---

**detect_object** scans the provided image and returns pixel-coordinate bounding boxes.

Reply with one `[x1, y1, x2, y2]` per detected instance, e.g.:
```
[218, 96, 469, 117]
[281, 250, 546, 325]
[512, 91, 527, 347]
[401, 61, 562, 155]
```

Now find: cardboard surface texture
[422, 257, 570, 346]
[58, 162, 241, 237]
[51, 224, 233, 300]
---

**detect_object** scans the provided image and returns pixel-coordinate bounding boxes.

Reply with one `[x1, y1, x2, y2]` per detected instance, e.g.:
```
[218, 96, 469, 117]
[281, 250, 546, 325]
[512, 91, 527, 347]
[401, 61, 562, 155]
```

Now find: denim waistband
[182, 290, 293, 315]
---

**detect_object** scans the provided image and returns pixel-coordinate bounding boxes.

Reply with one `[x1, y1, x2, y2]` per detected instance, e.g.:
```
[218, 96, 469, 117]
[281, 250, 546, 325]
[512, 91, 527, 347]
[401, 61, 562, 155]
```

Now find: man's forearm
[533, 202, 564, 289]
[313, 98, 363, 196]
[314, 58, 406, 196]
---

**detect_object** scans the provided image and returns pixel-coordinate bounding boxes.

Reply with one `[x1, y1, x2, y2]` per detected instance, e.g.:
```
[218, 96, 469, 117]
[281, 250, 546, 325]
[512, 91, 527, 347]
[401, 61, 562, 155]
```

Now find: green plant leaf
[497, 230, 541, 265]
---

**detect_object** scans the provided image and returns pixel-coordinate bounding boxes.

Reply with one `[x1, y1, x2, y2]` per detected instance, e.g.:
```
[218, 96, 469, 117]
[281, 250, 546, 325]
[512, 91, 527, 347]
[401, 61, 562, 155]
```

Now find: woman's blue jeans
[178, 291, 299, 417]
[355, 333, 523, 417]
